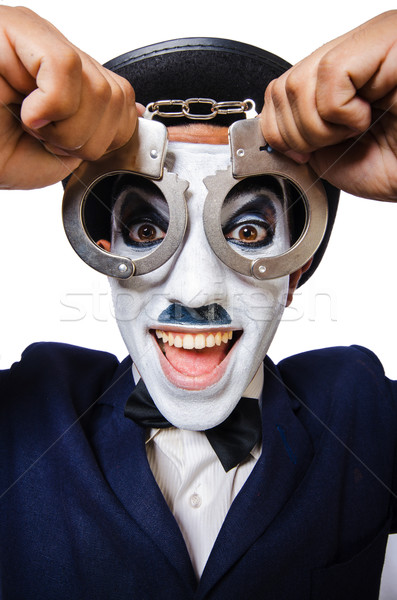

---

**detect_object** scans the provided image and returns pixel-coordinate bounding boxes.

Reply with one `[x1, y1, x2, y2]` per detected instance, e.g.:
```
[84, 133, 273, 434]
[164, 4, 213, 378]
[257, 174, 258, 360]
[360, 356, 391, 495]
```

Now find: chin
[125, 325, 265, 431]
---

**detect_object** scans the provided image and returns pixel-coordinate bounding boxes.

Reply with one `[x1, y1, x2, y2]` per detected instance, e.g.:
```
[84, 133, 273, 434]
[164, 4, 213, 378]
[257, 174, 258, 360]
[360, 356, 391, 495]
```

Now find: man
[0, 6, 396, 599]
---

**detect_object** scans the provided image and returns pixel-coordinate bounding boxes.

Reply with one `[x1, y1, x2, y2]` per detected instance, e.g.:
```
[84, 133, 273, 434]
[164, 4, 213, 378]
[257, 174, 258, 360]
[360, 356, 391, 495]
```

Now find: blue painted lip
[158, 303, 231, 326]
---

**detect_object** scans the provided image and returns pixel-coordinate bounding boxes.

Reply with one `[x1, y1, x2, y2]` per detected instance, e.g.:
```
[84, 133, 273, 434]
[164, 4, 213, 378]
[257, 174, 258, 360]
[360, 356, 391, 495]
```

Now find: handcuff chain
[145, 98, 256, 120]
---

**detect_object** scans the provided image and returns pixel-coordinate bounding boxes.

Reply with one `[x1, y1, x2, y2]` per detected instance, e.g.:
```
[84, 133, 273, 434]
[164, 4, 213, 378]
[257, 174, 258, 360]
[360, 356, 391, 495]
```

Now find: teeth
[206, 334, 215, 348]
[174, 335, 183, 348]
[183, 334, 194, 349]
[155, 330, 234, 350]
[195, 334, 205, 349]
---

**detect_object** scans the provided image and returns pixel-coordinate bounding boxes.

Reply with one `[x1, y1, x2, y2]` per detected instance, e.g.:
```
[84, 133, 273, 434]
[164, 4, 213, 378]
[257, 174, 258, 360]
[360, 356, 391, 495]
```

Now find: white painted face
[109, 141, 290, 430]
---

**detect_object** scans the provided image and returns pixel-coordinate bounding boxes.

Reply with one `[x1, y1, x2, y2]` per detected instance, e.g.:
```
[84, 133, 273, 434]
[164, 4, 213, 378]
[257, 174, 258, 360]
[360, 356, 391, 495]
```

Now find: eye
[127, 220, 166, 245]
[224, 218, 274, 247]
[122, 219, 167, 249]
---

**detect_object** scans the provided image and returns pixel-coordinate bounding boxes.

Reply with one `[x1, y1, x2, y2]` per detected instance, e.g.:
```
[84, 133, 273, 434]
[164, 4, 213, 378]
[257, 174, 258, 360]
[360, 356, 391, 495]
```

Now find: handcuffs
[62, 113, 328, 280]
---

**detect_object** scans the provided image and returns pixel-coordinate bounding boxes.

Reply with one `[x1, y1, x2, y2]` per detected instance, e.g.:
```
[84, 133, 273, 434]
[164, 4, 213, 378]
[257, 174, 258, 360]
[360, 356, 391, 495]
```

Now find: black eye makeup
[223, 208, 276, 248]
[127, 221, 166, 245]
[222, 195, 279, 251]
[220, 175, 286, 253]
[113, 183, 169, 251]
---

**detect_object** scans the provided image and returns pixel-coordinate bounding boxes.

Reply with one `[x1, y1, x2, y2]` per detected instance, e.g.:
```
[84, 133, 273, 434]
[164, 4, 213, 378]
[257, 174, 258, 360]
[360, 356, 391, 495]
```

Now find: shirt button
[190, 493, 202, 508]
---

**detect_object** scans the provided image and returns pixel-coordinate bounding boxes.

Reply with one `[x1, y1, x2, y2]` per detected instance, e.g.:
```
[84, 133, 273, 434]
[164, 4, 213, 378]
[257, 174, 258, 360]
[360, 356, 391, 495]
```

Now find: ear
[286, 258, 313, 307]
[97, 239, 111, 252]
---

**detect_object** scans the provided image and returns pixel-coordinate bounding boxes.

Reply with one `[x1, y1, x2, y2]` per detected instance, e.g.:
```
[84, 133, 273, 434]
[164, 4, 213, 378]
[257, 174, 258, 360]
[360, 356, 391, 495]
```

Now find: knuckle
[109, 76, 135, 114]
[15, 6, 36, 15]
[41, 122, 87, 152]
[45, 90, 79, 119]
[59, 47, 82, 77]
[109, 83, 124, 111]
[268, 76, 282, 97]
[111, 118, 136, 149]
[262, 120, 286, 152]
[264, 82, 274, 105]
[318, 103, 340, 122]
[279, 126, 308, 153]
[55, 135, 86, 153]
[78, 145, 105, 162]
[10, 6, 36, 18]
[284, 70, 303, 101]
[317, 51, 335, 74]
[315, 56, 342, 114]
[92, 75, 112, 104]
[316, 90, 341, 121]
[294, 131, 318, 152]
[268, 78, 287, 112]
[121, 78, 135, 104]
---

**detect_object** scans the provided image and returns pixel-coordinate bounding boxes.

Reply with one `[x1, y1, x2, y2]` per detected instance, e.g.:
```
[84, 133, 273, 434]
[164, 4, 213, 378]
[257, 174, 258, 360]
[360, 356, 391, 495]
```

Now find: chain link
[145, 98, 257, 120]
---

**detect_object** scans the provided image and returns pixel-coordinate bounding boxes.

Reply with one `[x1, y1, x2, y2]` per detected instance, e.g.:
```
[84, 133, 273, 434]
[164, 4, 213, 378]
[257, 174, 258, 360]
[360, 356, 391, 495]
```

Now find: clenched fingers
[261, 11, 397, 157]
[0, 6, 138, 188]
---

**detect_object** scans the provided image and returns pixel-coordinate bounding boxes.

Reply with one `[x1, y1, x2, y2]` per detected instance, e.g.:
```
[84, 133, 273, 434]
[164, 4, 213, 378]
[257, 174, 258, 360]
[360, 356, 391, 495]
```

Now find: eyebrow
[117, 186, 169, 221]
[222, 194, 277, 227]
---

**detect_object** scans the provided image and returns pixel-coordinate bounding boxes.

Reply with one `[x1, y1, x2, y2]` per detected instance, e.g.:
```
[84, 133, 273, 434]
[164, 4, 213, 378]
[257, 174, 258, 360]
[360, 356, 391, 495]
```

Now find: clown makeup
[109, 141, 290, 430]
[111, 177, 169, 256]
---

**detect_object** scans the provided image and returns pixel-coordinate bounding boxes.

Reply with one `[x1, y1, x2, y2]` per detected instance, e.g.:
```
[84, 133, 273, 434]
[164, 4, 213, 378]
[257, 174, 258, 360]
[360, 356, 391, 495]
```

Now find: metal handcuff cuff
[62, 107, 328, 280]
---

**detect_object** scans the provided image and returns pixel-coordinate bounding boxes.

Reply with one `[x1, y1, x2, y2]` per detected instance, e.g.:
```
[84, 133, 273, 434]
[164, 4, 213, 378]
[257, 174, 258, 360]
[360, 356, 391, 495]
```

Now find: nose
[165, 216, 228, 309]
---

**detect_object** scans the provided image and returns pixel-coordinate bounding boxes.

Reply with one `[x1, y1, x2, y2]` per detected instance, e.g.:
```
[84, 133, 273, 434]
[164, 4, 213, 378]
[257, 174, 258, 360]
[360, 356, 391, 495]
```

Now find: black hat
[93, 38, 339, 285]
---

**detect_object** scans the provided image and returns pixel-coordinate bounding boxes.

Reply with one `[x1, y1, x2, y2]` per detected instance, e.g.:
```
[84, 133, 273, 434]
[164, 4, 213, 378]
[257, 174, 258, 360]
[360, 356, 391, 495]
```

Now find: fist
[0, 6, 138, 189]
[260, 11, 397, 201]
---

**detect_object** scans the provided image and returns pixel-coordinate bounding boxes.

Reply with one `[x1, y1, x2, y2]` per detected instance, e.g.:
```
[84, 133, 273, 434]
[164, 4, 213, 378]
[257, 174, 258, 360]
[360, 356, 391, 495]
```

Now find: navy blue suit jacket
[0, 342, 396, 599]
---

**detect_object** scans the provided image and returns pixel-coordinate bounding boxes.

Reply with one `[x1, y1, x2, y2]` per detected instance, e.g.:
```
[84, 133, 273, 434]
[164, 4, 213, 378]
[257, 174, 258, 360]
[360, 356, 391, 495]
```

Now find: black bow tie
[124, 379, 262, 472]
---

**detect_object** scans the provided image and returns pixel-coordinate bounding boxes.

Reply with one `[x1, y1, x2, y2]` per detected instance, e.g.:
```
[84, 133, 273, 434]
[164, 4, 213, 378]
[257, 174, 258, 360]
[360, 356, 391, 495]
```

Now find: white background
[1, 1, 396, 596]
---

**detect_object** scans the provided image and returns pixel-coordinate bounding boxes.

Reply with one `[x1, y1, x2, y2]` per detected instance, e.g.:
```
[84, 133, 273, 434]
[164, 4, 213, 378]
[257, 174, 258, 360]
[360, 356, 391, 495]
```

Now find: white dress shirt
[133, 364, 263, 578]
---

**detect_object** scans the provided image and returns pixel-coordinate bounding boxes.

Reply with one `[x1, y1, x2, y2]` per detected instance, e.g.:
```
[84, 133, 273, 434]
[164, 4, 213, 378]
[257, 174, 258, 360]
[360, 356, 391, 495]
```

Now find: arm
[260, 11, 397, 201]
[0, 5, 137, 190]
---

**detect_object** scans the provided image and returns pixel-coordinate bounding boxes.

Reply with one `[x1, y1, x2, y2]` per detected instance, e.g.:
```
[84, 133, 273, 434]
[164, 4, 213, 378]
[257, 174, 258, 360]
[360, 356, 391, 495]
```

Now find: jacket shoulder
[0, 341, 121, 413]
[278, 345, 386, 392]
[277, 345, 394, 443]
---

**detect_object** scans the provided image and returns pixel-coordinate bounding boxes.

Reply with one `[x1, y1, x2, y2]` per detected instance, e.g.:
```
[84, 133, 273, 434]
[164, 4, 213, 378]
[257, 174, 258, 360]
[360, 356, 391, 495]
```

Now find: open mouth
[151, 328, 241, 390]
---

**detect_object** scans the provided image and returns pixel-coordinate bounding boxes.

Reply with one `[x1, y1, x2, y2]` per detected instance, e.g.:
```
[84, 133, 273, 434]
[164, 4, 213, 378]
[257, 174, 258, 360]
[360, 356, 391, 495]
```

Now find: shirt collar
[134, 361, 264, 459]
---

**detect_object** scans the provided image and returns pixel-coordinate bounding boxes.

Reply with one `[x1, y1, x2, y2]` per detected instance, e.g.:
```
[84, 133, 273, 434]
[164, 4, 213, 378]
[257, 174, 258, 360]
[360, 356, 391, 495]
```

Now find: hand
[260, 11, 397, 201]
[0, 6, 138, 189]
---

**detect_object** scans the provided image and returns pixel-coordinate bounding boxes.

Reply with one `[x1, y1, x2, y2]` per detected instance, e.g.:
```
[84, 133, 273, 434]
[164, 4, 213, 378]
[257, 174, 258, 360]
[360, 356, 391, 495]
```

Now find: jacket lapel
[90, 354, 313, 595]
[197, 357, 314, 598]
[91, 357, 196, 591]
